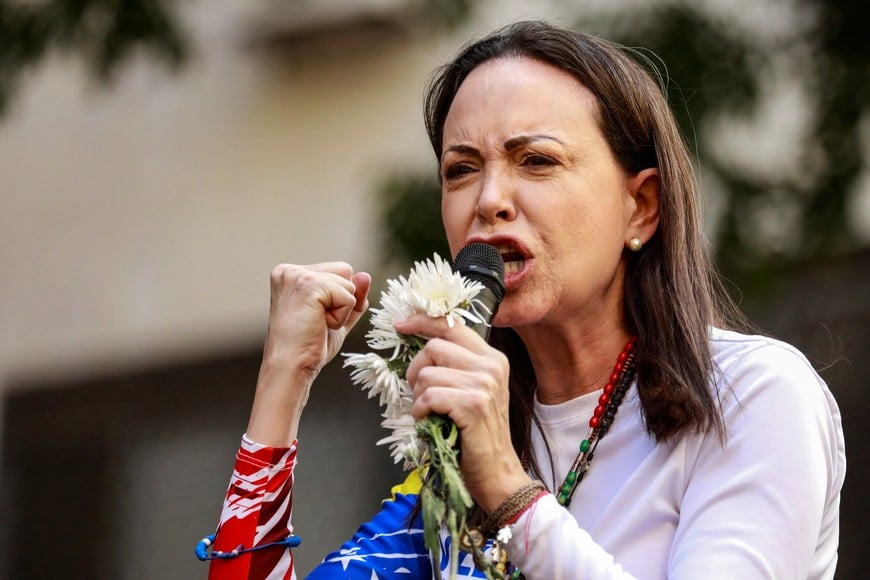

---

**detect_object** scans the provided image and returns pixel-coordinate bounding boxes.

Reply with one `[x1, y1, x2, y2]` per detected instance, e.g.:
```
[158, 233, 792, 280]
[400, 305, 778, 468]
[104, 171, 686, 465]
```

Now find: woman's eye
[521, 154, 556, 167]
[443, 163, 474, 180]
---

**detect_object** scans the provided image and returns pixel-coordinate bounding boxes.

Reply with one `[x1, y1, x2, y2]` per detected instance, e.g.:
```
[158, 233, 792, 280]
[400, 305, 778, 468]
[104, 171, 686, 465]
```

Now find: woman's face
[440, 56, 640, 330]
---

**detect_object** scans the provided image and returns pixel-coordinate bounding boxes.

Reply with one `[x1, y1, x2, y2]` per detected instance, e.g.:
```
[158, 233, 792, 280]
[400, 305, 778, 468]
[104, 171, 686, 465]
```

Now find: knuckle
[416, 366, 436, 386]
[294, 269, 323, 292]
[479, 373, 501, 396]
[270, 264, 289, 284]
[271, 263, 305, 285]
[490, 353, 511, 380]
[425, 338, 447, 356]
[478, 356, 503, 379]
[335, 262, 353, 277]
[295, 269, 316, 285]
[416, 389, 435, 408]
[467, 390, 490, 414]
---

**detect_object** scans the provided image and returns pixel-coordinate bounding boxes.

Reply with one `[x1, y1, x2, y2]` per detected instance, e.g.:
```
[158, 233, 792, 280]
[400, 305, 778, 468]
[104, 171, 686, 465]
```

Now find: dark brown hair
[424, 21, 749, 462]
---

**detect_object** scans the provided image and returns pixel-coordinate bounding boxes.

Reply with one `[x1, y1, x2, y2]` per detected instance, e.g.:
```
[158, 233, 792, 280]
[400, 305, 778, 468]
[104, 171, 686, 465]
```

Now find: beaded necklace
[555, 336, 637, 507]
[498, 337, 638, 579]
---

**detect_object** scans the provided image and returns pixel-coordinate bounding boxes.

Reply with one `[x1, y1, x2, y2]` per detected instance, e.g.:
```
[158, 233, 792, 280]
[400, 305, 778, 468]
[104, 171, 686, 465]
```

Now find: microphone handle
[467, 288, 500, 341]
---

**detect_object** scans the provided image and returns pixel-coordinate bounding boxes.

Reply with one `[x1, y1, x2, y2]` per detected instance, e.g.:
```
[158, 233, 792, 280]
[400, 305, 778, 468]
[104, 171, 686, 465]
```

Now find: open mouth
[465, 238, 532, 289]
[479, 240, 532, 287]
[498, 248, 526, 276]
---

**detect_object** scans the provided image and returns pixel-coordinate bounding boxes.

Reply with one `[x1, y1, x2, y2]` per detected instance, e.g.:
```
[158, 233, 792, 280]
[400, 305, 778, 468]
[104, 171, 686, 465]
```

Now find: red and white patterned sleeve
[208, 435, 298, 580]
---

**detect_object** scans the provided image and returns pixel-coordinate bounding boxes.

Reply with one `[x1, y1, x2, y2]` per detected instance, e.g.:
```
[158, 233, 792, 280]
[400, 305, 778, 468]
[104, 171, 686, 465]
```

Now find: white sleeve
[669, 342, 844, 579]
[505, 341, 844, 580]
[506, 493, 637, 579]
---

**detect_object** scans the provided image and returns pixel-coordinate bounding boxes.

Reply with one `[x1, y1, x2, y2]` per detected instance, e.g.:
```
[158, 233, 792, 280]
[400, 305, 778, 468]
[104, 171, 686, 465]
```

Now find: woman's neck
[516, 321, 632, 405]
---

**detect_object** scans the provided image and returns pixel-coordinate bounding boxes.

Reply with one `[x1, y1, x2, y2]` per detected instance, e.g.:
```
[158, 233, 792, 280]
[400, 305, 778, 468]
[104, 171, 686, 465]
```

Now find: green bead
[557, 493, 568, 505]
[580, 439, 591, 453]
[566, 471, 577, 485]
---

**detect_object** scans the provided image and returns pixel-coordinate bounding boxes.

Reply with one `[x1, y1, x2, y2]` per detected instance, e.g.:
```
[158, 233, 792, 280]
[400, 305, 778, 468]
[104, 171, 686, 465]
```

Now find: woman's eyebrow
[504, 134, 564, 151]
[442, 135, 564, 161]
[441, 144, 480, 162]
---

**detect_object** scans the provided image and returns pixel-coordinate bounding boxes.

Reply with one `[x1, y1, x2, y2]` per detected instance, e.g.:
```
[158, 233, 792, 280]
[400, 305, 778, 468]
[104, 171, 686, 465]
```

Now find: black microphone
[452, 243, 506, 340]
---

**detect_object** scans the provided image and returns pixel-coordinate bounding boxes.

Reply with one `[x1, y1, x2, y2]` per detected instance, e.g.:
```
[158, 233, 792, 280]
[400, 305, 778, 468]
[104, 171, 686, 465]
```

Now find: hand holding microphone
[398, 244, 531, 512]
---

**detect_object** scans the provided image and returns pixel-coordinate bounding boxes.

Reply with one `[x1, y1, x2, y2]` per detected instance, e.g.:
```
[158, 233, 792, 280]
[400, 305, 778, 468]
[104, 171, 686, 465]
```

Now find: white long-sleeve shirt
[509, 328, 845, 579]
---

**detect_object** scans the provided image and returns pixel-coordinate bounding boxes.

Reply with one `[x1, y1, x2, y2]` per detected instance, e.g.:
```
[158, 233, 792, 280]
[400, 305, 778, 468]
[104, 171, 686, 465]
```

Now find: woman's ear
[625, 168, 661, 247]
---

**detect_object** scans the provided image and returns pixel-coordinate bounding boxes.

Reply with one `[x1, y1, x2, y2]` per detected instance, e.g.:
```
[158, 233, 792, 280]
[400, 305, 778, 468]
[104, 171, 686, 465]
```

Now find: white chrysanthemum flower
[378, 414, 423, 468]
[381, 393, 414, 419]
[342, 353, 410, 413]
[365, 309, 403, 353]
[364, 277, 418, 355]
[376, 280, 416, 321]
[405, 254, 486, 327]
[344, 251, 496, 470]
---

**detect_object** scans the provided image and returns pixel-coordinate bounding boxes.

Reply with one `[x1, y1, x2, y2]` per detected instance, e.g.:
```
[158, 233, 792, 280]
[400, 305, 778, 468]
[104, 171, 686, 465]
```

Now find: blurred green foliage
[421, 0, 473, 30]
[0, 0, 473, 117]
[586, 0, 869, 291]
[381, 174, 451, 264]
[0, 0, 188, 115]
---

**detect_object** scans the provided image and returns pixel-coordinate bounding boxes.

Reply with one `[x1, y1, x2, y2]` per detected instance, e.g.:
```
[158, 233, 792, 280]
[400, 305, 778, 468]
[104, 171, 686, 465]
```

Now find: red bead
[618, 351, 628, 362]
[604, 383, 615, 395]
[614, 362, 623, 373]
[610, 371, 620, 383]
[589, 416, 601, 428]
[598, 393, 610, 405]
[593, 404, 605, 418]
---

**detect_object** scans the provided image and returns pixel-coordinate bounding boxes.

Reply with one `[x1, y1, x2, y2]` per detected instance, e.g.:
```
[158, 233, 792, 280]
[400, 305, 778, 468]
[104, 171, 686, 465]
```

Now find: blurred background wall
[0, 0, 866, 578]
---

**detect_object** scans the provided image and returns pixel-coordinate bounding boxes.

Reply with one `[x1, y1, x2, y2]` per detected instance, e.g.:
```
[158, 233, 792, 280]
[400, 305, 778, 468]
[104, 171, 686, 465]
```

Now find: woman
[204, 21, 845, 579]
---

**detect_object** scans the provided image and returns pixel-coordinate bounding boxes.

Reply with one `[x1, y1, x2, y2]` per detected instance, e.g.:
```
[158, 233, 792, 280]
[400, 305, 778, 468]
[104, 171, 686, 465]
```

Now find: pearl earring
[628, 237, 643, 252]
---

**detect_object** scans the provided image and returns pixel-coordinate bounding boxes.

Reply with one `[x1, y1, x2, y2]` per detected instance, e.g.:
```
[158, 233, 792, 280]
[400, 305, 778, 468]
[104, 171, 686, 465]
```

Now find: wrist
[483, 479, 547, 534]
[246, 359, 317, 447]
[476, 472, 536, 514]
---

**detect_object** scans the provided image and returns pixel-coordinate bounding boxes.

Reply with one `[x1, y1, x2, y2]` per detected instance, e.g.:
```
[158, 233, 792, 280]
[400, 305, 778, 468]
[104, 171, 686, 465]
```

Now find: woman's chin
[492, 300, 542, 330]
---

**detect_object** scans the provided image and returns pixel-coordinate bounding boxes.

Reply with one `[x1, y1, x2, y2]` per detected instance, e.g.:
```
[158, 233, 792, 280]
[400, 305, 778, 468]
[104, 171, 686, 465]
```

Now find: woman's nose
[476, 170, 517, 224]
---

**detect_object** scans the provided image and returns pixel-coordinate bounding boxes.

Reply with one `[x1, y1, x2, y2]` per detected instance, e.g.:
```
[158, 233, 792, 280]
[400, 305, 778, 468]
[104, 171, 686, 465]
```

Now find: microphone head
[452, 243, 506, 304]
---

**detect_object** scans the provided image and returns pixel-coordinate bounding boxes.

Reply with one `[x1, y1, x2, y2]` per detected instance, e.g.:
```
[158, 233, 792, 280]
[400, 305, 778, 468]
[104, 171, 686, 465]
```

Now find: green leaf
[421, 484, 445, 577]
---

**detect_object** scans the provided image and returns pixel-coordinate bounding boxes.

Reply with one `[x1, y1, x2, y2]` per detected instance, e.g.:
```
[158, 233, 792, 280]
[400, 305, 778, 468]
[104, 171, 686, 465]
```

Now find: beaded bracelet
[483, 480, 547, 534]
